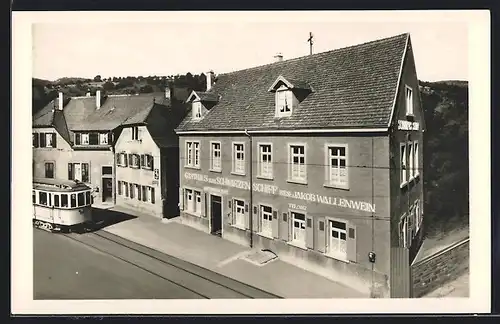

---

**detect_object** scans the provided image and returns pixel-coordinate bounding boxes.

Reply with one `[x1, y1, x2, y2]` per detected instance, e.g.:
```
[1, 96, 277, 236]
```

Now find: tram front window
[77, 192, 85, 207]
[61, 194, 68, 208]
[70, 194, 77, 208]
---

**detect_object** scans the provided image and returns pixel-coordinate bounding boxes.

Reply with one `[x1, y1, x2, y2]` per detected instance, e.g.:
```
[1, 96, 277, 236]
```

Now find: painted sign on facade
[398, 120, 420, 131]
[184, 172, 376, 213]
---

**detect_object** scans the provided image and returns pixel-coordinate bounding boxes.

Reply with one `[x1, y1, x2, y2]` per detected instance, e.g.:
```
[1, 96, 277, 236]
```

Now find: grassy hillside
[32, 73, 206, 115]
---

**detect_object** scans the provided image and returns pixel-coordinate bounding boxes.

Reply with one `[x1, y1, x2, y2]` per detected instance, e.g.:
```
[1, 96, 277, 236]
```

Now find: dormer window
[276, 86, 293, 117]
[268, 75, 312, 118]
[192, 101, 202, 120]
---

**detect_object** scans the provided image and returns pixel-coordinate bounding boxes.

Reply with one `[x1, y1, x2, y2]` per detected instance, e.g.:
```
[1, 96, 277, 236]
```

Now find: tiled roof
[32, 100, 55, 127]
[71, 93, 166, 131]
[188, 91, 219, 102]
[177, 33, 409, 132]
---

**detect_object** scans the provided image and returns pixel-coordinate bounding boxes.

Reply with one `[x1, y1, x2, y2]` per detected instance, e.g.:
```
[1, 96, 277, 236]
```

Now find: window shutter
[117, 181, 122, 195]
[150, 155, 154, 170]
[137, 185, 142, 201]
[272, 210, 279, 238]
[68, 163, 73, 180]
[40, 133, 46, 147]
[128, 154, 133, 167]
[82, 163, 89, 183]
[151, 187, 155, 204]
[280, 212, 289, 241]
[306, 216, 314, 249]
[346, 223, 357, 262]
[252, 205, 259, 232]
[34, 133, 39, 148]
[288, 213, 293, 241]
[244, 203, 250, 229]
[227, 199, 233, 224]
[142, 186, 147, 202]
[141, 154, 145, 168]
[108, 132, 113, 144]
[129, 183, 134, 199]
[115, 153, 120, 166]
[123, 153, 128, 167]
[75, 133, 81, 145]
[179, 188, 184, 211]
[317, 218, 326, 253]
[52, 133, 57, 148]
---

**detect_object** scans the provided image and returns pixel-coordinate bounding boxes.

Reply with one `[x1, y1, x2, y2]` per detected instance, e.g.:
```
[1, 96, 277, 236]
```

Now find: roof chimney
[274, 53, 283, 62]
[96, 90, 101, 109]
[165, 85, 172, 100]
[206, 71, 214, 91]
[58, 92, 63, 110]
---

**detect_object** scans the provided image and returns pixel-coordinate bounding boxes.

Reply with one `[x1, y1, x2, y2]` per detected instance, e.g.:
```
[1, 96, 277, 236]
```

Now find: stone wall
[411, 238, 469, 297]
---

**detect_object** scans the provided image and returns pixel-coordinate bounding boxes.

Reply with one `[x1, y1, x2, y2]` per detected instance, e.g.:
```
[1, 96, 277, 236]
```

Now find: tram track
[57, 229, 281, 299]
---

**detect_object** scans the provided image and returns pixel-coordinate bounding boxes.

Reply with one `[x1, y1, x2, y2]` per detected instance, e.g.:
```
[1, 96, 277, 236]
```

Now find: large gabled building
[175, 33, 425, 298]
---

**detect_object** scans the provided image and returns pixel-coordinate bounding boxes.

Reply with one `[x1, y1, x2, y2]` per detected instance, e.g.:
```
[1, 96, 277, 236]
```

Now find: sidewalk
[96, 205, 365, 299]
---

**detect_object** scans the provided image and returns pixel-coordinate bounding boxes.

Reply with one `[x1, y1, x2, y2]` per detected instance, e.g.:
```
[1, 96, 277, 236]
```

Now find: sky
[31, 12, 470, 82]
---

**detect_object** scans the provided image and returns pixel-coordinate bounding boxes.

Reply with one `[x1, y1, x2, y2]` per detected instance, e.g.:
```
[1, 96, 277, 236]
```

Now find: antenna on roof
[307, 32, 314, 55]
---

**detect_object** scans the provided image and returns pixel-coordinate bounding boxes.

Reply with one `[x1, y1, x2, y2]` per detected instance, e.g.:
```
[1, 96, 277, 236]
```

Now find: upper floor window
[81, 133, 89, 145]
[33, 132, 56, 148]
[128, 153, 140, 168]
[192, 102, 202, 120]
[44, 162, 54, 179]
[413, 141, 420, 178]
[289, 144, 306, 183]
[326, 145, 348, 188]
[258, 144, 273, 179]
[408, 142, 414, 179]
[232, 143, 245, 175]
[276, 88, 293, 117]
[68, 162, 89, 183]
[210, 142, 221, 171]
[74, 132, 111, 146]
[131, 127, 140, 140]
[405, 85, 413, 116]
[185, 141, 200, 168]
[100, 133, 109, 145]
[400, 143, 407, 187]
[141, 154, 154, 170]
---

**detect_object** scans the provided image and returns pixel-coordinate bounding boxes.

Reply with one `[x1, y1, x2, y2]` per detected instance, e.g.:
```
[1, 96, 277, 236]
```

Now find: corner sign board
[398, 120, 420, 131]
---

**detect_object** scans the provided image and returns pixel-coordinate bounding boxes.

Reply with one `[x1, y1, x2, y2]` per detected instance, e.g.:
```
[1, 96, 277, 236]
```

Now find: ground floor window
[185, 188, 200, 215]
[260, 205, 273, 236]
[291, 211, 306, 245]
[233, 199, 245, 227]
[117, 181, 122, 195]
[327, 219, 347, 259]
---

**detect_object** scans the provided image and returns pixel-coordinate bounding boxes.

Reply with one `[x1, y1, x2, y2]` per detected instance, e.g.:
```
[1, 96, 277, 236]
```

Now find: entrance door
[102, 178, 113, 202]
[210, 195, 222, 237]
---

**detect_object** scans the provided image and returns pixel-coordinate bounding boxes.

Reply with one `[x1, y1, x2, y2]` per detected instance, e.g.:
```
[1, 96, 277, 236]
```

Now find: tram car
[33, 178, 94, 232]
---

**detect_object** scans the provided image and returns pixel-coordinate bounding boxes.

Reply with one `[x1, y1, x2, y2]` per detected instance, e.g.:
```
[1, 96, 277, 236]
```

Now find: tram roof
[33, 178, 92, 192]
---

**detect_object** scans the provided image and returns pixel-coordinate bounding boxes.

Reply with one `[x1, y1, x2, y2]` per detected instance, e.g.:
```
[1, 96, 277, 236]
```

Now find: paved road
[34, 228, 280, 299]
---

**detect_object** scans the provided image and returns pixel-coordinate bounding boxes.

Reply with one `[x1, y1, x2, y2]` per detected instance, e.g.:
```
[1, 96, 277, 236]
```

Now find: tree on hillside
[419, 81, 469, 236]
[102, 81, 115, 91]
[93, 75, 102, 82]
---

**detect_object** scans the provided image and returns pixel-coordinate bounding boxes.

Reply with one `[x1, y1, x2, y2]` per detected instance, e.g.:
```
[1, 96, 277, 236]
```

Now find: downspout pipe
[244, 129, 253, 248]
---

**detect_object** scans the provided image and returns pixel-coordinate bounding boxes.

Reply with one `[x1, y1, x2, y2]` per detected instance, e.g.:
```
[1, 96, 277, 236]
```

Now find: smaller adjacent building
[114, 90, 187, 218]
